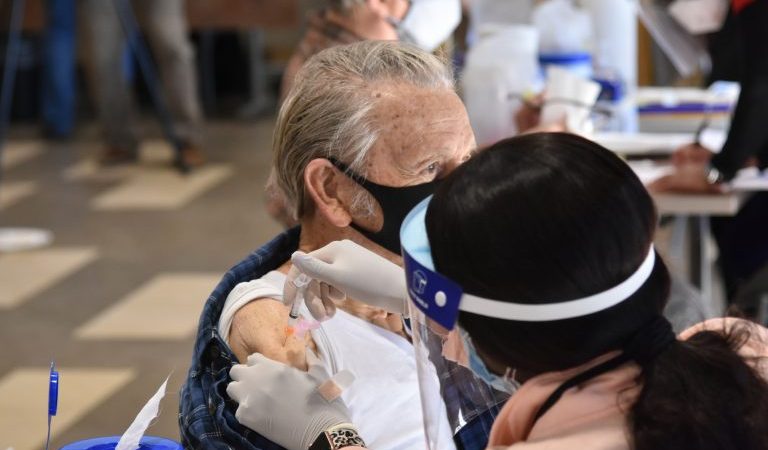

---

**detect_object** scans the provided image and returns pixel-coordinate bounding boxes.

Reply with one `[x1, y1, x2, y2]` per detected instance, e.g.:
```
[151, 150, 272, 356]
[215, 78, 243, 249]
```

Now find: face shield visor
[400, 197, 657, 450]
[400, 197, 511, 450]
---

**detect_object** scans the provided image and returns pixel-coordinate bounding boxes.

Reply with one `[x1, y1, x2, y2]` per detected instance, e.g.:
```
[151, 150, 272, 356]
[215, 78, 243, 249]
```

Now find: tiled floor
[74, 273, 221, 340]
[0, 247, 98, 309]
[0, 180, 38, 210]
[0, 121, 283, 450]
[0, 367, 137, 450]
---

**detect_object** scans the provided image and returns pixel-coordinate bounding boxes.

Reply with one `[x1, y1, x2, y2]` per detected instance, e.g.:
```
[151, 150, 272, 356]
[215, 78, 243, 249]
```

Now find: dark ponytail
[426, 133, 768, 449]
[630, 323, 768, 450]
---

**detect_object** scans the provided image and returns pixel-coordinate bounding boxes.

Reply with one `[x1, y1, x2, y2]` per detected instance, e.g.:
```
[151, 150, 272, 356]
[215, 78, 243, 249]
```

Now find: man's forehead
[371, 84, 455, 112]
[369, 86, 462, 133]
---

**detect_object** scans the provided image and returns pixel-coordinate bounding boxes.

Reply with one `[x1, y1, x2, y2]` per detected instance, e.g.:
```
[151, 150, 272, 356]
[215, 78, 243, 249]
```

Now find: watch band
[309, 424, 366, 450]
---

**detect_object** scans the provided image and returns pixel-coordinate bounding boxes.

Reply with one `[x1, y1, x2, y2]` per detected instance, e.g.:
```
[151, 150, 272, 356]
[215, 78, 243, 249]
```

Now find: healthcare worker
[228, 133, 768, 450]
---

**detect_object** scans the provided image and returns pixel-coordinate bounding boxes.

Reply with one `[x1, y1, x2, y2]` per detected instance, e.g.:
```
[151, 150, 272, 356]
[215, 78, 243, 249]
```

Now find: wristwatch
[309, 424, 366, 450]
[706, 165, 724, 185]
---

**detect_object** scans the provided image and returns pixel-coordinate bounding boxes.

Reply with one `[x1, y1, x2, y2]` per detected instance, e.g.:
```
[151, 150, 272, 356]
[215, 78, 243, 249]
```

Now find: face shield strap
[401, 196, 658, 329]
[459, 248, 656, 322]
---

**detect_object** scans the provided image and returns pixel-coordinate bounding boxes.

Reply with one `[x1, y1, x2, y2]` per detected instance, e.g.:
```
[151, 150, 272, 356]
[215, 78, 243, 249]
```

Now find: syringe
[285, 273, 311, 344]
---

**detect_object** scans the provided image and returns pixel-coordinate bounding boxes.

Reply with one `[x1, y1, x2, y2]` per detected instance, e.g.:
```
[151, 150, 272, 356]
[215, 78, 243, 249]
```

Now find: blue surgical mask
[459, 328, 519, 394]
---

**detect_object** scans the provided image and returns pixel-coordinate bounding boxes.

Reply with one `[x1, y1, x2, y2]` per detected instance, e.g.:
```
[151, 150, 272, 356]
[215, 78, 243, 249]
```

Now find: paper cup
[541, 66, 602, 134]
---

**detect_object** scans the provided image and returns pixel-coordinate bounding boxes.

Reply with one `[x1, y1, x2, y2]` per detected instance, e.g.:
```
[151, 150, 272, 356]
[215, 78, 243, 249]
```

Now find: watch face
[310, 427, 366, 450]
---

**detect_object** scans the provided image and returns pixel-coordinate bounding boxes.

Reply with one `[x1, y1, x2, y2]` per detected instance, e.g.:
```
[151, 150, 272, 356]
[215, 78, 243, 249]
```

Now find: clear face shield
[400, 197, 658, 450]
[400, 198, 513, 450]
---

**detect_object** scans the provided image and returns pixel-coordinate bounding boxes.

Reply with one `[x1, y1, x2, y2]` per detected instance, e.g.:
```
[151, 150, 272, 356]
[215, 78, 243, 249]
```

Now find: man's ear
[304, 158, 354, 228]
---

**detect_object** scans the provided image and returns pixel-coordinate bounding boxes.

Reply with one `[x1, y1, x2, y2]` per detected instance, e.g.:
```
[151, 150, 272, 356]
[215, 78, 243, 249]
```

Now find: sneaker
[100, 146, 139, 165]
[179, 145, 205, 168]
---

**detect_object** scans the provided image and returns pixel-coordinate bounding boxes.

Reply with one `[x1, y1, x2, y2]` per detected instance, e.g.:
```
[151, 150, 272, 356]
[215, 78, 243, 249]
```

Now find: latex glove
[284, 240, 407, 321]
[228, 352, 355, 450]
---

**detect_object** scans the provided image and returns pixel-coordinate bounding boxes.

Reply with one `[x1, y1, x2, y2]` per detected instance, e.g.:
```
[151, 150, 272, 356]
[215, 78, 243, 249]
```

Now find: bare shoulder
[229, 298, 311, 371]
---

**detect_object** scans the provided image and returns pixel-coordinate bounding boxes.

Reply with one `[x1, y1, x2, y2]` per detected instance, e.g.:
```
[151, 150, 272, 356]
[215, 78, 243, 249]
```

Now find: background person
[79, 0, 204, 165]
[653, 0, 768, 305]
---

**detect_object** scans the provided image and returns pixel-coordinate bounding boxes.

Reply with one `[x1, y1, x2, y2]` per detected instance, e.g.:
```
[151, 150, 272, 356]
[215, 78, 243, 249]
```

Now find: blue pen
[46, 361, 59, 450]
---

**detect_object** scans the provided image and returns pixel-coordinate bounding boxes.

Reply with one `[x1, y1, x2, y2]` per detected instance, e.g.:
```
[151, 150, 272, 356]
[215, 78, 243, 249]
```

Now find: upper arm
[228, 298, 311, 371]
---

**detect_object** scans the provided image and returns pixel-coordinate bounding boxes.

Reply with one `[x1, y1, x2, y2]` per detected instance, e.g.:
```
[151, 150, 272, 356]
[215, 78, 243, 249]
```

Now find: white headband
[458, 246, 656, 321]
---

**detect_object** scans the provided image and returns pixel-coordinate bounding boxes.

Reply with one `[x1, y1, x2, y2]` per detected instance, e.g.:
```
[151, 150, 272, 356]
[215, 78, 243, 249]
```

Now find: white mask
[390, 0, 462, 52]
[668, 0, 729, 35]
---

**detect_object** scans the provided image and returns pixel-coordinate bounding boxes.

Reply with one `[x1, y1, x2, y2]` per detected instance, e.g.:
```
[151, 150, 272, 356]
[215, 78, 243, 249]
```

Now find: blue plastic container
[59, 436, 182, 450]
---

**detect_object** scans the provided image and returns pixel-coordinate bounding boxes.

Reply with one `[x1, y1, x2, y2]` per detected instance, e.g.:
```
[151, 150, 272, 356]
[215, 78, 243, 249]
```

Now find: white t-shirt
[219, 271, 455, 450]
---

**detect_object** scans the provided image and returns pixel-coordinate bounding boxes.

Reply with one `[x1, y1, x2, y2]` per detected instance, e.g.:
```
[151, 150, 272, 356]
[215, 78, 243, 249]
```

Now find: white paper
[730, 169, 768, 191]
[627, 161, 675, 185]
[115, 377, 169, 450]
[629, 162, 768, 192]
[594, 129, 727, 155]
[594, 132, 693, 155]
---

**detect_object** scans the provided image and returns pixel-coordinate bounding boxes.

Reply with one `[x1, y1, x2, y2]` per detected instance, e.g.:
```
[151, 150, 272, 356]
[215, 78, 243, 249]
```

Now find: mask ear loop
[503, 367, 521, 390]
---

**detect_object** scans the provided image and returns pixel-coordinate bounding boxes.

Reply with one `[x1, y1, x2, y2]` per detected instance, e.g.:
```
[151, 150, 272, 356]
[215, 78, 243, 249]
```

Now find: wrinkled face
[349, 83, 476, 233]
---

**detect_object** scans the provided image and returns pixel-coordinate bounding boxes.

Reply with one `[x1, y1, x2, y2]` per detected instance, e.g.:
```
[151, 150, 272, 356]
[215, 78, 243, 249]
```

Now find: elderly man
[268, 0, 462, 227]
[180, 41, 478, 449]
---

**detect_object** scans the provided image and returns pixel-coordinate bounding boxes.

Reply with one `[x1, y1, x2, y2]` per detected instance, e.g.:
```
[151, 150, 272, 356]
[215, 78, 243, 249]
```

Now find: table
[597, 135, 745, 308]
[652, 192, 746, 306]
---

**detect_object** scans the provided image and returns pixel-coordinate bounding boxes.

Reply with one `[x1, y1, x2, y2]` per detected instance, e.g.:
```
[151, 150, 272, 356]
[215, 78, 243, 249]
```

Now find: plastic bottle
[581, 0, 639, 131]
[533, 0, 594, 78]
[461, 25, 541, 145]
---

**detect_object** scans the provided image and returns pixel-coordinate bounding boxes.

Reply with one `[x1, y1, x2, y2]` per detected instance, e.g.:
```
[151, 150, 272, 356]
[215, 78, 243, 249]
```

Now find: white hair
[272, 40, 454, 219]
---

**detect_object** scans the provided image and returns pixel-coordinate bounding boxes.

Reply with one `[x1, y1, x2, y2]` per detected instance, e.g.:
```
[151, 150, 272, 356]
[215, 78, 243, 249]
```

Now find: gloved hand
[284, 240, 407, 321]
[227, 352, 355, 450]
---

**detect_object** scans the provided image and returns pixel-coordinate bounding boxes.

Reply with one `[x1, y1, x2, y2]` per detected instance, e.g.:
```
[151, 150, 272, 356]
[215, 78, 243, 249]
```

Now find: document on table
[629, 161, 768, 191]
[729, 168, 768, 191]
[594, 130, 727, 156]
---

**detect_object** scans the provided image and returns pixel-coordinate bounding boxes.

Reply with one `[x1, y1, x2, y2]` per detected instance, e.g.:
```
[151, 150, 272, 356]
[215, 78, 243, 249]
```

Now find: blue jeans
[41, 0, 76, 137]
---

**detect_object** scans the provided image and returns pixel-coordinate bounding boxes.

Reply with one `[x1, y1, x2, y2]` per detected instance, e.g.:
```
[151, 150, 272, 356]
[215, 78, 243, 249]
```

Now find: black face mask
[329, 158, 441, 255]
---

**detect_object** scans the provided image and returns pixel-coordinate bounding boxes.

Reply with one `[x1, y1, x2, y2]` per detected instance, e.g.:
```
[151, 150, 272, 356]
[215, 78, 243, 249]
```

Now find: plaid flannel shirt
[179, 228, 300, 449]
